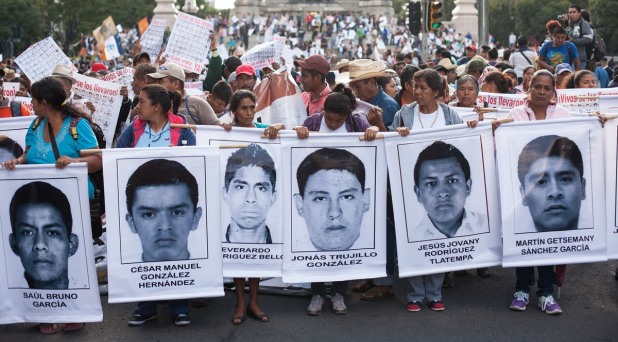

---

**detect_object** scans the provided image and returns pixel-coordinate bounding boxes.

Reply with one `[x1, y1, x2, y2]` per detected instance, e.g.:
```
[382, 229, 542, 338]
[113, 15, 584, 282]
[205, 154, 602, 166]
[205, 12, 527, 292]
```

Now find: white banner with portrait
[385, 123, 502, 277]
[72, 73, 122, 148]
[0, 164, 102, 324]
[0, 116, 33, 164]
[103, 147, 224, 303]
[196, 126, 287, 277]
[495, 118, 607, 267]
[604, 119, 618, 259]
[279, 134, 387, 283]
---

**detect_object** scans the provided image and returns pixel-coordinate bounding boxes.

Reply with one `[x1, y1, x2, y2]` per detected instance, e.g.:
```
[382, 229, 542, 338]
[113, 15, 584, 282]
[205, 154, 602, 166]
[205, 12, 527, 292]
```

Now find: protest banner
[139, 18, 167, 61]
[103, 146, 224, 303]
[103, 35, 121, 61]
[102, 67, 135, 99]
[495, 118, 607, 267]
[0, 164, 102, 323]
[14, 37, 77, 83]
[196, 126, 290, 277]
[598, 95, 618, 114]
[605, 118, 618, 259]
[92, 16, 117, 48]
[477, 92, 526, 109]
[279, 133, 387, 283]
[452, 106, 511, 121]
[3, 82, 19, 100]
[556, 88, 601, 114]
[385, 122, 502, 277]
[254, 68, 303, 128]
[184, 81, 204, 96]
[0, 116, 33, 163]
[72, 73, 122, 148]
[164, 12, 213, 74]
[240, 40, 284, 70]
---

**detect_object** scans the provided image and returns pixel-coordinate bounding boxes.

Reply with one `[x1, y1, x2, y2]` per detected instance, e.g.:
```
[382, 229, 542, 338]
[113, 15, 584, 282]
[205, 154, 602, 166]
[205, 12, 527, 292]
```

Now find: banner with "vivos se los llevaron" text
[103, 146, 224, 303]
[495, 117, 607, 267]
[196, 125, 290, 277]
[385, 122, 503, 277]
[0, 164, 102, 324]
[279, 133, 387, 283]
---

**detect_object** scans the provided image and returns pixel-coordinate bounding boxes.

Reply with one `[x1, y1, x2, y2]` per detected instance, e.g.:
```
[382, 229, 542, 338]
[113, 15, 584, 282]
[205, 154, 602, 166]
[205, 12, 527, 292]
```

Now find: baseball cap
[555, 63, 573, 75]
[148, 62, 186, 81]
[466, 45, 478, 52]
[465, 59, 486, 73]
[294, 55, 330, 75]
[236, 64, 256, 77]
[91, 62, 107, 73]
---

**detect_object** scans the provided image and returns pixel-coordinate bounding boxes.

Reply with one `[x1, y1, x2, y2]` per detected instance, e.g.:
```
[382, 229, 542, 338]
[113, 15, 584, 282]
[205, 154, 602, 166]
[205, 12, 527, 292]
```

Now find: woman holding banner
[449, 75, 480, 108]
[2, 77, 102, 334]
[116, 84, 196, 326]
[563, 69, 598, 89]
[365, 68, 465, 312]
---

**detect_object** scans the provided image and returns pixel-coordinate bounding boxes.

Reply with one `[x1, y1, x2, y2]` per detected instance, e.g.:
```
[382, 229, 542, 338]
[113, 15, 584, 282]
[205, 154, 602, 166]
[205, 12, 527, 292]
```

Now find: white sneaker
[538, 295, 562, 315]
[331, 293, 347, 315]
[306, 295, 324, 316]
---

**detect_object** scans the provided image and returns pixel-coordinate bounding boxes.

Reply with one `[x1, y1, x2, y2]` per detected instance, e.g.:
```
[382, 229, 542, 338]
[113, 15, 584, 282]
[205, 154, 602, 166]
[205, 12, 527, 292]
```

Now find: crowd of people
[0, 3, 616, 335]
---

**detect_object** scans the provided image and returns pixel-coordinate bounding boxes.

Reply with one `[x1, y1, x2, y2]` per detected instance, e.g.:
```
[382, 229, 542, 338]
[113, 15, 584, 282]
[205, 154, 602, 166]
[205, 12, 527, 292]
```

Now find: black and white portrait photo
[222, 143, 277, 244]
[291, 147, 376, 252]
[2, 179, 90, 290]
[409, 140, 489, 242]
[515, 135, 589, 234]
[0, 136, 24, 163]
[119, 157, 208, 263]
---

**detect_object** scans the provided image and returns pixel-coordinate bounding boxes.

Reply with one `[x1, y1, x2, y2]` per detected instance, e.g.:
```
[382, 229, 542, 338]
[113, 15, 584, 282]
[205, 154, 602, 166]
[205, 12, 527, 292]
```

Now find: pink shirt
[302, 84, 331, 116]
[508, 100, 571, 121]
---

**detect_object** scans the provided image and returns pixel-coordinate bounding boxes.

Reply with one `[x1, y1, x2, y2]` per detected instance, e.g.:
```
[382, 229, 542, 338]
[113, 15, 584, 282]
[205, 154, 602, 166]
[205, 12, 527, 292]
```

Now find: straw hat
[331, 59, 349, 71]
[438, 58, 457, 71]
[347, 59, 389, 83]
[51, 64, 76, 84]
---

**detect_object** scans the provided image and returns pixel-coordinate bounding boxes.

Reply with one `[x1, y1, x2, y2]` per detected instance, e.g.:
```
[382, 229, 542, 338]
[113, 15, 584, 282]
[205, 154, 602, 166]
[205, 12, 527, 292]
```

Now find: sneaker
[174, 313, 191, 326]
[331, 293, 347, 315]
[306, 295, 324, 316]
[538, 295, 562, 315]
[428, 300, 445, 311]
[406, 301, 422, 312]
[128, 313, 157, 326]
[509, 291, 529, 311]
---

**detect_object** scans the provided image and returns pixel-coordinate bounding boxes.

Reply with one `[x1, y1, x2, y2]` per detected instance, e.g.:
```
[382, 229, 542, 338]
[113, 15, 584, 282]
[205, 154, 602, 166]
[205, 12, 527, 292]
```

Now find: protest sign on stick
[139, 18, 167, 61]
[164, 12, 213, 74]
[14, 37, 77, 83]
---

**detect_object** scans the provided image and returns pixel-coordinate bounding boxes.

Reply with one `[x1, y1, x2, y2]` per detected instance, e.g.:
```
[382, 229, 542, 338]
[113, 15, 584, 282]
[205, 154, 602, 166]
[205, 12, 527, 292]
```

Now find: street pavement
[2, 261, 617, 341]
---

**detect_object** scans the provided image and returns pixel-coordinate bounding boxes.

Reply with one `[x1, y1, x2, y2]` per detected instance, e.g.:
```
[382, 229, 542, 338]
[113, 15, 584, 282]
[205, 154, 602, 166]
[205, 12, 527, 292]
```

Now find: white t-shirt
[319, 115, 349, 133]
[414, 105, 446, 130]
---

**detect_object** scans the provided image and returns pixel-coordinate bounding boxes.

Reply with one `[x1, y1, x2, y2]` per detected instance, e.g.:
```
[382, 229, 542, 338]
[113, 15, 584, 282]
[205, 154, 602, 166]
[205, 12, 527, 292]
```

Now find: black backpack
[580, 22, 606, 62]
[10, 101, 22, 117]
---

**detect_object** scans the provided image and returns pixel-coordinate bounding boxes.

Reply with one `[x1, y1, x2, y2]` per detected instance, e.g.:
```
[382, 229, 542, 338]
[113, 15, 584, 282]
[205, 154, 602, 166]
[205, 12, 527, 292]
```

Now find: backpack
[579, 22, 606, 62]
[540, 40, 575, 67]
[10, 101, 22, 117]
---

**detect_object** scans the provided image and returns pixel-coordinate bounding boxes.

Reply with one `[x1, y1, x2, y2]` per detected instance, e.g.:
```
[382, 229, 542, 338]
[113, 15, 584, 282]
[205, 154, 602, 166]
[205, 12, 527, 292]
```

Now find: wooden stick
[575, 95, 598, 100]
[170, 123, 197, 129]
[587, 113, 618, 119]
[476, 108, 498, 112]
[359, 133, 385, 141]
[218, 144, 249, 149]
[493, 118, 514, 124]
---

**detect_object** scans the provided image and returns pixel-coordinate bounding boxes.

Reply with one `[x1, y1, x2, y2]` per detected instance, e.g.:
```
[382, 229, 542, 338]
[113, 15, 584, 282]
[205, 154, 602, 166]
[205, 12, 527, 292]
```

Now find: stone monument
[451, 0, 478, 41]
[153, 0, 178, 29]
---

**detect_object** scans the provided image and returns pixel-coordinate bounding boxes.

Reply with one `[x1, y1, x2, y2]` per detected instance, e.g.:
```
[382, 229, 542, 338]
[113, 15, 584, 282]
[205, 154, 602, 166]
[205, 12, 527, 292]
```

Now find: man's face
[10, 203, 77, 289]
[224, 166, 276, 230]
[236, 73, 256, 91]
[447, 69, 457, 84]
[349, 79, 376, 101]
[127, 184, 202, 262]
[568, 7, 581, 23]
[520, 156, 586, 232]
[415, 157, 470, 228]
[294, 169, 370, 251]
[206, 94, 228, 114]
[160, 76, 180, 92]
[131, 76, 146, 95]
[466, 49, 476, 59]
[553, 33, 567, 47]
[299, 69, 321, 92]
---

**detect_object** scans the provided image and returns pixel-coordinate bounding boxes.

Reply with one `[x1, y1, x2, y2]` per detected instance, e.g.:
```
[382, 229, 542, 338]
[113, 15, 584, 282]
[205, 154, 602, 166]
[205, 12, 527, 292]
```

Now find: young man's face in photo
[295, 169, 371, 251]
[127, 184, 202, 262]
[520, 156, 586, 232]
[10, 203, 77, 289]
[415, 157, 471, 228]
[224, 165, 276, 230]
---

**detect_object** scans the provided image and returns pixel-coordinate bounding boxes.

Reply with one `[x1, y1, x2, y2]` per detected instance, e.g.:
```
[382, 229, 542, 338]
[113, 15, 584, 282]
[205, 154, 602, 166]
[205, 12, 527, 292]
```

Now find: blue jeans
[135, 300, 189, 317]
[406, 273, 444, 303]
[515, 266, 554, 297]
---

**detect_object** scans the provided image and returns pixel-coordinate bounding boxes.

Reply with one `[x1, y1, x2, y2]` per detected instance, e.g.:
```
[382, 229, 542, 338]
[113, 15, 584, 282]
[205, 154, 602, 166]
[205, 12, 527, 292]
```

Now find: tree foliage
[589, 0, 618, 54]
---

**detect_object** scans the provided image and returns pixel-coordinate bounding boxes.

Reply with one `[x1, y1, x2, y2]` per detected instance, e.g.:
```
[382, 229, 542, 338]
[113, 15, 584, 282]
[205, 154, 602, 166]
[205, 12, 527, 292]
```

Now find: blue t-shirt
[25, 116, 98, 198]
[539, 41, 578, 67]
[135, 121, 172, 147]
[368, 87, 401, 128]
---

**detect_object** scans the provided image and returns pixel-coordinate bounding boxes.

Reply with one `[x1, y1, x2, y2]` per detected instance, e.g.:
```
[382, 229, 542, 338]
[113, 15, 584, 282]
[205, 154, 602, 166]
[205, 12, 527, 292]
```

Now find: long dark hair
[140, 84, 182, 114]
[30, 77, 92, 123]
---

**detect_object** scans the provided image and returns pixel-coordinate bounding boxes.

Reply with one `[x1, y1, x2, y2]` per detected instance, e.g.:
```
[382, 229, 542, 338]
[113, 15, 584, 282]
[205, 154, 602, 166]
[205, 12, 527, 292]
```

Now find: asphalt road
[2, 261, 617, 341]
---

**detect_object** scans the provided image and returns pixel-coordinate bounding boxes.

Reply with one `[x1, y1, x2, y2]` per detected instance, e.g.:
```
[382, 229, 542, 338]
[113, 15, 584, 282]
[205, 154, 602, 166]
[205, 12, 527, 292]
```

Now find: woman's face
[414, 78, 439, 107]
[456, 80, 478, 108]
[324, 110, 347, 131]
[577, 73, 597, 88]
[481, 81, 497, 93]
[30, 97, 44, 116]
[136, 92, 160, 122]
[234, 97, 256, 127]
[383, 78, 398, 98]
[528, 75, 555, 108]
[523, 68, 535, 91]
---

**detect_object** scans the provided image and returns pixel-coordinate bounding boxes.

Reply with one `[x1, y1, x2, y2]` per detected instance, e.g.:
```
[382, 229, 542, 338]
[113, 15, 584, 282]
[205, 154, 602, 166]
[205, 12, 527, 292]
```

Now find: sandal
[63, 323, 85, 332]
[246, 306, 270, 322]
[231, 315, 246, 325]
[352, 280, 374, 293]
[360, 285, 393, 301]
[39, 323, 61, 334]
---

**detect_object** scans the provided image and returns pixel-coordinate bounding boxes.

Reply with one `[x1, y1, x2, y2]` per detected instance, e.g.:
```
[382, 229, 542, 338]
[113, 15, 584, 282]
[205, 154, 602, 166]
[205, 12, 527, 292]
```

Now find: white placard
[477, 92, 526, 109]
[2, 82, 19, 100]
[598, 95, 618, 114]
[0, 164, 102, 323]
[104, 146, 224, 303]
[164, 12, 213, 74]
[72, 73, 122, 148]
[139, 18, 167, 60]
[102, 67, 135, 101]
[605, 119, 618, 259]
[14, 37, 77, 83]
[495, 118, 607, 267]
[196, 126, 289, 277]
[240, 40, 283, 70]
[385, 123, 502, 277]
[280, 133, 387, 283]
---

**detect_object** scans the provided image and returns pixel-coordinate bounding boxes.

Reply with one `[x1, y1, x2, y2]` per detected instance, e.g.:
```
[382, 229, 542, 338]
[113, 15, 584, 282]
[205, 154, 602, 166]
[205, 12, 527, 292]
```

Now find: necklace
[418, 110, 439, 129]
[148, 121, 169, 146]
